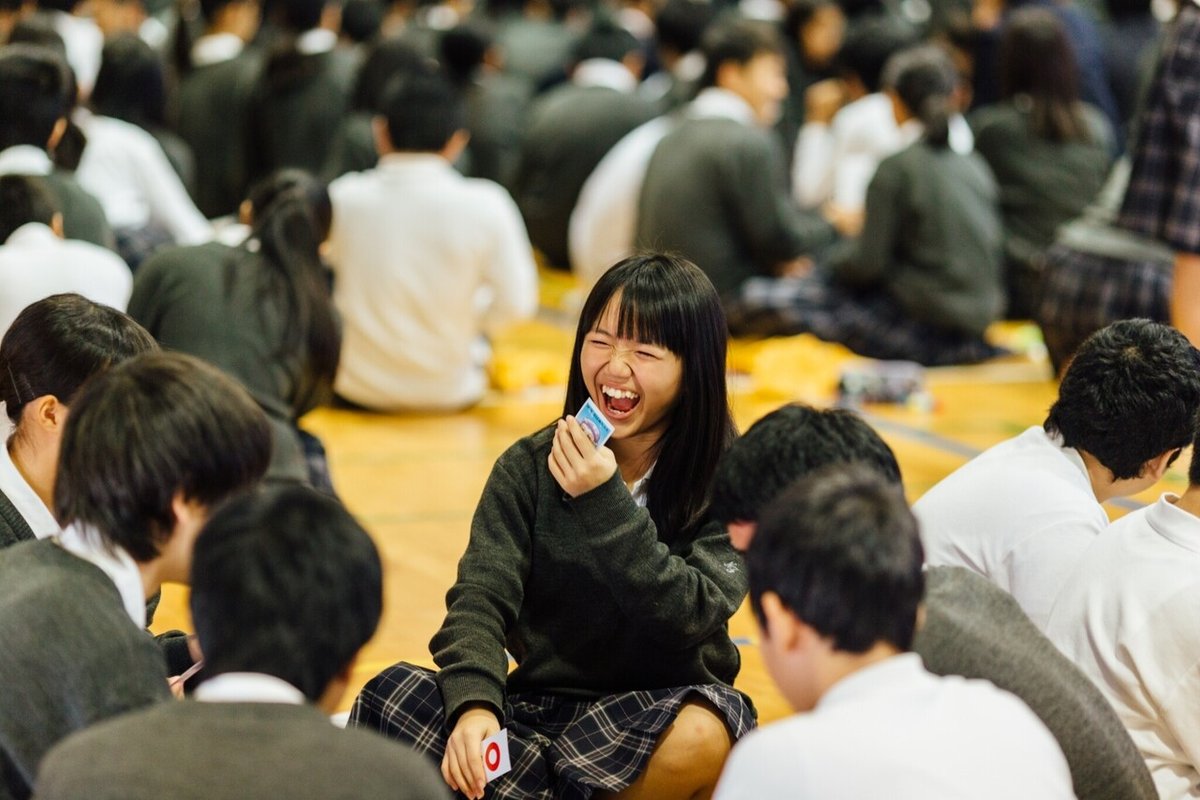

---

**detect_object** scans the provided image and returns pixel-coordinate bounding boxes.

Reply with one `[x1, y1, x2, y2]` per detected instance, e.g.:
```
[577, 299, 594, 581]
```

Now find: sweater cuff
[437, 670, 505, 727]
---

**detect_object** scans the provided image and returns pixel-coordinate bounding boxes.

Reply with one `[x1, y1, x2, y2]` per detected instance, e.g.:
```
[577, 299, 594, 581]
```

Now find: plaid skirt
[349, 663, 757, 799]
[1118, 3, 1200, 253]
[1037, 244, 1170, 371]
[726, 275, 1004, 367]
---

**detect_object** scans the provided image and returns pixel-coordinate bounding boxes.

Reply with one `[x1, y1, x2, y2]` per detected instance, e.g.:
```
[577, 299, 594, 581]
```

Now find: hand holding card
[576, 397, 614, 447]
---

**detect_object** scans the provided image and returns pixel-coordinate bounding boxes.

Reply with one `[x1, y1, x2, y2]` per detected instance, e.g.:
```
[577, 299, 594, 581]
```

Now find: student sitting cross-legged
[714, 465, 1077, 799]
[35, 484, 449, 800]
[0, 351, 272, 800]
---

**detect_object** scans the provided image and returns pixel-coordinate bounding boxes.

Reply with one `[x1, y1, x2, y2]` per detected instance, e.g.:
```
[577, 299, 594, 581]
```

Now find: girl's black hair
[563, 253, 736, 539]
[1, 293, 159, 429]
[230, 169, 340, 408]
[1000, 7, 1091, 144]
[91, 34, 169, 128]
[883, 44, 956, 149]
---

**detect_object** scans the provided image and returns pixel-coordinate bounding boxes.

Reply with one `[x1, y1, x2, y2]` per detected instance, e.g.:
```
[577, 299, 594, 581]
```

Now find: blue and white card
[576, 397, 615, 447]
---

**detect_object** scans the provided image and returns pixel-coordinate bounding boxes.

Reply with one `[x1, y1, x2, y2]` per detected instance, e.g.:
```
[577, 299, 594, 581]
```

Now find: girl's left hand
[548, 416, 618, 498]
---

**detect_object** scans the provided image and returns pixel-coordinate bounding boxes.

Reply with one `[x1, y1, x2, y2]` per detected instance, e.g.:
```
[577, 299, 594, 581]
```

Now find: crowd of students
[2, 0, 1200, 796]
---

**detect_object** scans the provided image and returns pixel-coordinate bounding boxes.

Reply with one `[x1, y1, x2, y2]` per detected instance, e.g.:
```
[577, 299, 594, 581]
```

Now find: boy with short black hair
[714, 465, 1075, 798]
[0, 351, 271, 799]
[36, 485, 449, 799]
[916, 318, 1200, 630]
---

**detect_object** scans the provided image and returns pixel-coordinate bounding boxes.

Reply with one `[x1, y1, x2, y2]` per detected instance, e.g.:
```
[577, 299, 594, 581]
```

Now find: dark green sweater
[0, 490, 34, 551]
[432, 425, 746, 723]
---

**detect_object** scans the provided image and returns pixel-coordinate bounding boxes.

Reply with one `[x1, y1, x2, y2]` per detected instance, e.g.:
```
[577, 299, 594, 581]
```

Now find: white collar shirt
[0, 146, 54, 177]
[194, 673, 307, 705]
[191, 33, 245, 67]
[57, 523, 146, 628]
[1047, 494, 1200, 799]
[0, 442, 59, 540]
[714, 653, 1075, 799]
[914, 425, 1109, 632]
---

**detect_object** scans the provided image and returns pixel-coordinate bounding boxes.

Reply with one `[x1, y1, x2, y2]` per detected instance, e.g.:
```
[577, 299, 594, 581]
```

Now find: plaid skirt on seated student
[725, 275, 1005, 367]
[349, 662, 757, 800]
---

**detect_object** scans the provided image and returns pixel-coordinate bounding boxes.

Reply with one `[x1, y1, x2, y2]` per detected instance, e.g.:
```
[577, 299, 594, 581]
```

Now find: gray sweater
[0, 491, 33, 551]
[0, 540, 169, 800]
[916, 566, 1156, 800]
[432, 425, 747, 724]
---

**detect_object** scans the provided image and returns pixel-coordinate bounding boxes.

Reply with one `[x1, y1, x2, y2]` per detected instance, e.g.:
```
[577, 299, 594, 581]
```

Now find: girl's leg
[596, 699, 733, 800]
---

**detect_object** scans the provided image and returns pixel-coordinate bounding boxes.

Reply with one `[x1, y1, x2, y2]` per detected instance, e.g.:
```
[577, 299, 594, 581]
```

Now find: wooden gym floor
[149, 272, 1189, 725]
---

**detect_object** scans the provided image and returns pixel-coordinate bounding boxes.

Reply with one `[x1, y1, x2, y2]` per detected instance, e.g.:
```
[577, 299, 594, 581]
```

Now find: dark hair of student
[697, 16, 782, 90]
[90, 34, 170, 128]
[1189, 427, 1200, 488]
[190, 484, 383, 702]
[833, 15, 915, 94]
[1046, 319, 1200, 480]
[711, 403, 901, 524]
[349, 36, 430, 112]
[379, 69, 465, 152]
[6, 12, 67, 56]
[999, 7, 1090, 143]
[883, 44, 956, 148]
[340, 0, 382, 44]
[172, 0, 260, 77]
[1, 294, 157, 437]
[0, 45, 71, 152]
[233, 169, 340, 400]
[748, 464, 924, 652]
[0, 174, 57, 243]
[261, 0, 327, 92]
[572, 17, 640, 65]
[783, 0, 837, 47]
[655, 0, 716, 57]
[54, 351, 272, 562]
[563, 253, 736, 538]
[439, 23, 492, 88]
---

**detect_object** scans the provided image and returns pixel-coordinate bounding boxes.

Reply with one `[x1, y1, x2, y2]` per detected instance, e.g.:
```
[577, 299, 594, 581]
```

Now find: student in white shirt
[327, 70, 537, 411]
[915, 319, 1200, 631]
[36, 484, 449, 800]
[0, 293, 156, 549]
[0, 175, 132, 337]
[714, 465, 1077, 800]
[1047, 436, 1200, 799]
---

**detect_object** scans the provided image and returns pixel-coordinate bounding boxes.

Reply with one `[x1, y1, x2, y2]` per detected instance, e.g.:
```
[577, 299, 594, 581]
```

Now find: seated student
[0, 294, 156, 548]
[713, 465, 1076, 799]
[732, 44, 1005, 366]
[0, 177, 131, 336]
[710, 403, 1157, 800]
[1046, 428, 1200, 799]
[0, 351, 271, 800]
[327, 71, 536, 412]
[0, 45, 113, 249]
[35, 485, 450, 800]
[129, 170, 340, 491]
[915, 319, 1200, 631]
[350, 255, 754, 800]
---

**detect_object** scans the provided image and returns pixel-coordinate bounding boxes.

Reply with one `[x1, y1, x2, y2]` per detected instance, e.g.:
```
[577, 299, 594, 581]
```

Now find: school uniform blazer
[35, 701, 451, 800]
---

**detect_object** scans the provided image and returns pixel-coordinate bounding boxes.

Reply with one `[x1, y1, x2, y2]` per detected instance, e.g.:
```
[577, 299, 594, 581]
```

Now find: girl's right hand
[442, 705, 501, 799]
[548, 416, 618, 497]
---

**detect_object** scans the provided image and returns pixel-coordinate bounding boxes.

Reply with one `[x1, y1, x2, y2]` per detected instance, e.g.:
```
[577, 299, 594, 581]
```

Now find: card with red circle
[481, 729, 512, 783]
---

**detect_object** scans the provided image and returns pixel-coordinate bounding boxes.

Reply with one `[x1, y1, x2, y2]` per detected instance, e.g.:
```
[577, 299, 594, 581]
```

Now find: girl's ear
[25, 394, 66, 434]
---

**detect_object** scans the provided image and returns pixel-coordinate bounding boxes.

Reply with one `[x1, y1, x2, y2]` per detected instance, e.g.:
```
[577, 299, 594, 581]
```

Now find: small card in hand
[576, 397, 615, 447]
[482, 729, 513, 783]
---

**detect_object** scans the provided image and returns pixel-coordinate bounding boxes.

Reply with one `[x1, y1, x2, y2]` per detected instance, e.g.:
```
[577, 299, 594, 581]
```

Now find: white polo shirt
[1047, 494, 1200, 799]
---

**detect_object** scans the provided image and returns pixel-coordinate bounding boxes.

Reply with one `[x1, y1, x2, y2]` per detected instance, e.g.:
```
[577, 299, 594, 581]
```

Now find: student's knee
[653, 700, 734, 785]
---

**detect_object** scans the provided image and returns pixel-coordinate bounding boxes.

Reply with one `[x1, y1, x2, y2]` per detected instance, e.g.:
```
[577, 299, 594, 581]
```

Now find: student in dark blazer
[36, 485, 450, 800]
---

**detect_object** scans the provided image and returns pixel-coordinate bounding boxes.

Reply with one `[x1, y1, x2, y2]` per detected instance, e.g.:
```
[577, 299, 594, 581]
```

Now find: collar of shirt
[0, 441, 59, 540]
[573, 58, 638, 93]
[0, 146, 54, 177]
[191, 32, 245, 67]
[1149, 493, 1200, 555]
[3, 221, 58, 249]
[57, 523, 147, 628]
[194, 672, 307, 705]
[629, 462, 656, 507]
[377, 151, 454, 174]
[688, 88, 757, 125]
[1040, 427, 1092, 489]
[816, 652, 924, 711]
[296, 28, 337, 55]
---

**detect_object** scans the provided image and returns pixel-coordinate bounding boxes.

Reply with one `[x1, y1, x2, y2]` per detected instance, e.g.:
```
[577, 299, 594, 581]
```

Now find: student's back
[35, 700, 449, 800]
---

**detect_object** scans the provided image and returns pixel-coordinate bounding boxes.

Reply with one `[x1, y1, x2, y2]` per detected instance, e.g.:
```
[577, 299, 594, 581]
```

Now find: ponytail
[883, 45, 957, 150]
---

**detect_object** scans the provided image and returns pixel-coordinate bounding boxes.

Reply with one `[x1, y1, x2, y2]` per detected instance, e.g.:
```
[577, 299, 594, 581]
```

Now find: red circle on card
[485, 742, 501, 771]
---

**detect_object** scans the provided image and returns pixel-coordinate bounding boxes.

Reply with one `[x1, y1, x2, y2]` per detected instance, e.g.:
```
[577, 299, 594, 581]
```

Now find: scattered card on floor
[481, 729, 512, 782]
[576, 397, 614, 447]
